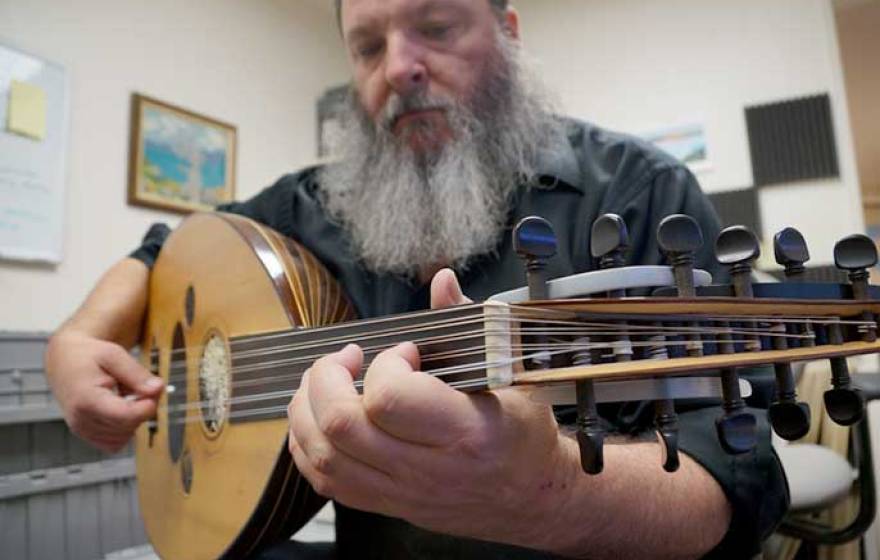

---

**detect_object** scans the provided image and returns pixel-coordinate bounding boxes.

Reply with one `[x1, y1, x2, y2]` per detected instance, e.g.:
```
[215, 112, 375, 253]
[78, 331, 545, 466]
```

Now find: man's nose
[384, 34, 428, 96]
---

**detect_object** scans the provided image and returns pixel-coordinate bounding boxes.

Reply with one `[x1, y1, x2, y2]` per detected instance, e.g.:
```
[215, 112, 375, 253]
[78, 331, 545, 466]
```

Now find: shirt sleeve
[678, 404, 790, 559]
[126, 173, 306, 269]
[128, 222, 172, 269]
[619, 164, 727, 282]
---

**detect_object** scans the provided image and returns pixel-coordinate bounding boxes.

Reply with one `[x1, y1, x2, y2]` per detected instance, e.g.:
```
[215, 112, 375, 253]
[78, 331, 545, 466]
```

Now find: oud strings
[133, 304, 874, 426]
[156, 314, 833, 384]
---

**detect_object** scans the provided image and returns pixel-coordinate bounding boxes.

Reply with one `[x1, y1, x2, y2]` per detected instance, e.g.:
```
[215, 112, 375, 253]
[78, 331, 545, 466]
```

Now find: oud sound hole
[181, 448, 194, 494]
[167, 323, 188, 463]
[185, 285, 195, 327]
[198, 332, 230, 435]
[148, 336, 159, 447]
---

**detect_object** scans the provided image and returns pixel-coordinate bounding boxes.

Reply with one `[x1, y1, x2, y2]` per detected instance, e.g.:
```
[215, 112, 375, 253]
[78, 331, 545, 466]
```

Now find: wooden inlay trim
[523, 297, 880, 317]
[514, 340, 880, 384]
[217, 213, 300, 326]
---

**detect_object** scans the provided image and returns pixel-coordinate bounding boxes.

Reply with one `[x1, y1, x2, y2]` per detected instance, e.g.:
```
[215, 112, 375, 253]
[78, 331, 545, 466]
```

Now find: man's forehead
[339, 0, 491, 34]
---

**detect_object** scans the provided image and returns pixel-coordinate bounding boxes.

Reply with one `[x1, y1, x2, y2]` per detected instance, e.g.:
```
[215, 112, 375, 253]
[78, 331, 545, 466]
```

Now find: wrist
[510, 433, 590, 556]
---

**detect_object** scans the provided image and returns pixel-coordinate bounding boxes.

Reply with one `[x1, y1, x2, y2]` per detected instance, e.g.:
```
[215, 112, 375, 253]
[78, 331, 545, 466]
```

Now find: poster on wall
[642, 123, 712, 174]
[0, 43, 69, 264]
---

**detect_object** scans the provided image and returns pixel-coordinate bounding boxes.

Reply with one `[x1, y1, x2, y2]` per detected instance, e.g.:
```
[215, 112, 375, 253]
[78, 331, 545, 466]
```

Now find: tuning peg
[575, 378, 604, 475]
[774, 228, 810, 279]
[570, 336, 605, 474]
[514, 217, 557, 369]
[835, 234, 877, 301]
[513, 216, 557, 301]
[716, 226, 760, 298]
[575, 215, 629, 475]
[766, 227, 813, 439]
[658, 214, 704, 255]
[650, 215, 704, 470]
[655, 400, 680, 472]
[657, 215, 703, 298]
[768, 367, 811, 441]
[821, 322, 865, 426]
[769, 400, 811, 440]
[715, 408, 759, 454]
[835, 235, 878, 344]
[824, 384, 865, 426]
[712, 225, 760, 453]
[819, 234, 876, 426]
[591, 214, 629, 269]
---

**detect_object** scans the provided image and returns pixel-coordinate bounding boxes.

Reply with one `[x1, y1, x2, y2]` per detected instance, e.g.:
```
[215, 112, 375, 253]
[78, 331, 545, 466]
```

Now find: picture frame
[641, 123, 712, 175]
[128, 93, 237, 214]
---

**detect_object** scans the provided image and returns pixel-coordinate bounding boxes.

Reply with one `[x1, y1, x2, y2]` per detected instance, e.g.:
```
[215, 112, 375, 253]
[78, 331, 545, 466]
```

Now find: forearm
[529, 437, 730, 560]
[51, 257, 150, 348]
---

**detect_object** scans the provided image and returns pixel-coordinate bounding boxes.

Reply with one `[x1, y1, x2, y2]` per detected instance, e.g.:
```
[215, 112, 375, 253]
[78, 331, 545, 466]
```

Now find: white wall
[0, 0, 349, 331]
[0, 0, 867, 331]
[515, 0, 864, 265]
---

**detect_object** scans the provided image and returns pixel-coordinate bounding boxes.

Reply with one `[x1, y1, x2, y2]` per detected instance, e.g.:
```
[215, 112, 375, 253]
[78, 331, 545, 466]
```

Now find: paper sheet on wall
[7, 80, 48, 140]
[0, 44, 68, 263]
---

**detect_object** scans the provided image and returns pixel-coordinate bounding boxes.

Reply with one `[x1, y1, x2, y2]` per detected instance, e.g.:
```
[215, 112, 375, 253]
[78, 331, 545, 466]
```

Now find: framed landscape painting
[128, 94, 236, 214]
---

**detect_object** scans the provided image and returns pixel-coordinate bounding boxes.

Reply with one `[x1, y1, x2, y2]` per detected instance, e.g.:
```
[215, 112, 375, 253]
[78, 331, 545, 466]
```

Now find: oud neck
[223, 303, 508, 422]
[206, 297, 879, 424]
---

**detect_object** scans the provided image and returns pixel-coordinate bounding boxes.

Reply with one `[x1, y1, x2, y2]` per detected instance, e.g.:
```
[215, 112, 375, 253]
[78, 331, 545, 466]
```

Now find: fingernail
[143, 378, 164, 390]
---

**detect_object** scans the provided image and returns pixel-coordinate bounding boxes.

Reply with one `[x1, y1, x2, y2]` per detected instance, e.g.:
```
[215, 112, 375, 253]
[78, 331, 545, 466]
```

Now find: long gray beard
[320, 35, 565, 277]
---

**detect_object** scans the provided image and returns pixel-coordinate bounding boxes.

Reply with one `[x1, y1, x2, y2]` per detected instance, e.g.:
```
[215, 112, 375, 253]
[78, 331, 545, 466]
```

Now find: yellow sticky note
[7, 80, 47, 140]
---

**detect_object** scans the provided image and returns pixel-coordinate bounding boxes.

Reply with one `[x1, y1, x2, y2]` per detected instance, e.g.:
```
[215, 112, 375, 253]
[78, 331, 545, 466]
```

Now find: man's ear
[502, 6, 521, 41]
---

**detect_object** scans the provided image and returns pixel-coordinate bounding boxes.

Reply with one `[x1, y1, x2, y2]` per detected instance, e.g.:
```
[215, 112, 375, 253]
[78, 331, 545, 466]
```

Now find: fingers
[96, 343, 164, 397]
[90, 388, 158, 431]
[430, 268, 473, 309]
[306, 347, 425, 472]
[287, 367, 403, 515]
[362, 343, 481, 446]
[289, 437, 400, 516]
[66, 386, 156, 452]
[329, 343, 365, 380]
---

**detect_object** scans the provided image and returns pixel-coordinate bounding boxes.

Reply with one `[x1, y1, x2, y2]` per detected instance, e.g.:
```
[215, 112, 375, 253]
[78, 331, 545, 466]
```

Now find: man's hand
[45, 331, 164, 453]
[287, 269, 574, 548]
[43, 257, 157, 453]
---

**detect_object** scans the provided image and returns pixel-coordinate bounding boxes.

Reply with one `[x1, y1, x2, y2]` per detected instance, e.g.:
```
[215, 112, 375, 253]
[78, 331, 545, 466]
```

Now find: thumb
[97, 343, 164, 396]
[430, 268, 473, 309]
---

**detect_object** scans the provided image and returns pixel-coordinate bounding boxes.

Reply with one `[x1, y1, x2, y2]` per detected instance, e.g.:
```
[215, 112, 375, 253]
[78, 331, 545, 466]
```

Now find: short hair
[334, 0, 509, 29]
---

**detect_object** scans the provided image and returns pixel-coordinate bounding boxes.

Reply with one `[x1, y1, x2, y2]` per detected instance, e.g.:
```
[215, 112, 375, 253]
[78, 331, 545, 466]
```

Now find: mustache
[380, 93, 454, 131]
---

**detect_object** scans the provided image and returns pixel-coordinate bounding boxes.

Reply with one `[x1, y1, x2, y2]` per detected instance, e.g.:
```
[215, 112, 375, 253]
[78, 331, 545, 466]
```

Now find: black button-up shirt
[132, 118, 788, 559]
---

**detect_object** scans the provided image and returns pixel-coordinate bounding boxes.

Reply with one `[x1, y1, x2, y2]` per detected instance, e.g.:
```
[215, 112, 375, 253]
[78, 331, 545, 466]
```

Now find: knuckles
[310, 444, 340, 476]
[318, 402, 358, 442]
[363, 380, 401, 423]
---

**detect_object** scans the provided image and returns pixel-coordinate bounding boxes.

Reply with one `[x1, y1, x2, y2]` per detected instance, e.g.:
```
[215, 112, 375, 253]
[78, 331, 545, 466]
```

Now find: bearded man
[45, 0, 788, 558]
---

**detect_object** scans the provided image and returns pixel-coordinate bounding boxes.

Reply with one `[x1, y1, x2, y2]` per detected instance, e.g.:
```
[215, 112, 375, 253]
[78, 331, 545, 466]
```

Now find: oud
[135, 211, 879, 559]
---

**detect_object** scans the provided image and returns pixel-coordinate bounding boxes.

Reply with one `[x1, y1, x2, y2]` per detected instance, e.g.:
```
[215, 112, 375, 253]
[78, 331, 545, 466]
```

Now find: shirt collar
[531, 123, 585, 194]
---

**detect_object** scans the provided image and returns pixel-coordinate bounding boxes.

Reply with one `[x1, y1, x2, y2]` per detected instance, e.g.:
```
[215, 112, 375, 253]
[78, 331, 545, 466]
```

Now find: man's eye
[420, 23, 453, 39]
[357, 42, 383, 58]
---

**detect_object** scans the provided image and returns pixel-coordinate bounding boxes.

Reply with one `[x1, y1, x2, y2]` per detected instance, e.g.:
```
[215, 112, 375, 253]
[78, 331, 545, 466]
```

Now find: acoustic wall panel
[708, 188, 762, 239]
[745, 94, 840, 186]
